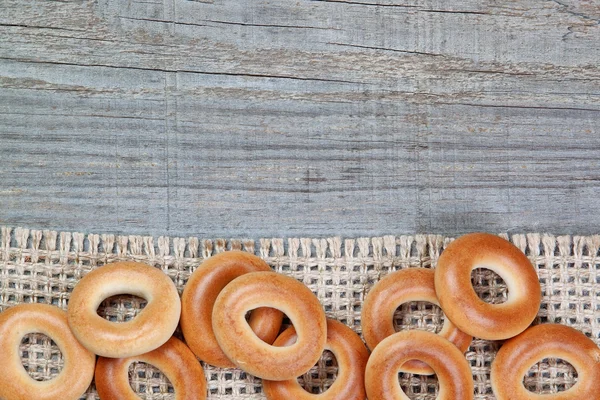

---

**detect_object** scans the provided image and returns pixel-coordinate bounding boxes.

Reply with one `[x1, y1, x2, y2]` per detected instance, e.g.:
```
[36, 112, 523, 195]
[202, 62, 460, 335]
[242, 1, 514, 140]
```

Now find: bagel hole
[20, 333, 64, 381]
[297, 350, 338, 394]
[97, 294, 147, 322]
[277, 313, 293, 336]
[524, 358, 578, 394]
[399, 370, 439, 399]
[246, 308, 291, 344]
[394, 301, 445, 334]
[470, 268, 508, 304]
[129, 361, 175, 397]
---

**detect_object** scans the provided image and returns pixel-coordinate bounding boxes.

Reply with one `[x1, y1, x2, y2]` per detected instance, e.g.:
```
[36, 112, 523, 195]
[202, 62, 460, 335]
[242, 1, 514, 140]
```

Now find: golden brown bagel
[491, 324, 600, 400]
[180, 251, 283, 367]
[67, 261, 181, 358]
[212, 271, 327, 381]
[434, 233, 541, 340]
[263, 319, 369, 400]
[365, 330, 474, 400]
[95, 336, 207, 400]
[0, 304, 96, 400]
[362, 267, 472, 374]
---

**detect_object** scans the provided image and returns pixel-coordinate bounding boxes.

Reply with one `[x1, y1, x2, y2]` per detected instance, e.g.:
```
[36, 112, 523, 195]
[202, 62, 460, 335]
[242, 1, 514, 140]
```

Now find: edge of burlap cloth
[1, 226, 599, 400]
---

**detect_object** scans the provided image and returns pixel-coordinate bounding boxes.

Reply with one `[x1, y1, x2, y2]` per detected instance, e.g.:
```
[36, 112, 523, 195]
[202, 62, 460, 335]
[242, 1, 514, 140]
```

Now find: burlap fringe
[1, 227, 598, 399]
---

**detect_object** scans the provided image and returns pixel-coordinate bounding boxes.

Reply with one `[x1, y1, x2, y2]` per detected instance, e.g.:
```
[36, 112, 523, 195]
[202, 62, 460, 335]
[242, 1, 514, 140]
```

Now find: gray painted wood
[0, 0, 599, 238]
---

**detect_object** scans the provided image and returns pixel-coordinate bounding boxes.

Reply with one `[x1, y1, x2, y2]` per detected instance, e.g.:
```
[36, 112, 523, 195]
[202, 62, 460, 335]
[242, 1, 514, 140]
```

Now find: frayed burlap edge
[1, 226, 598, 399]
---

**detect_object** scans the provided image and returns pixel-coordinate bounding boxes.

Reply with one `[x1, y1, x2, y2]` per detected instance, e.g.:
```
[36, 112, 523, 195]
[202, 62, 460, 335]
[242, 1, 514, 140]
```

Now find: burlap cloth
[1, 226, 598, 399]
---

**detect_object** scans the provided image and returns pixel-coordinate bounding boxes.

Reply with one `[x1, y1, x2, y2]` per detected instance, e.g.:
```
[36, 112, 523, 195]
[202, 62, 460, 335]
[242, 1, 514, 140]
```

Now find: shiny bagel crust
[95, 336, 207, 400]
[362, 267, 472, 374]
[181, 251, 283, 367]
[0, 304, 96, 400]
[67, 261, 181, 358]
[491, 324, 600, 400]
[263, 319, 369, 400]
[434, 233, 541, 340]
[212, 271, 327, 381]
[365, 330, 474, 400]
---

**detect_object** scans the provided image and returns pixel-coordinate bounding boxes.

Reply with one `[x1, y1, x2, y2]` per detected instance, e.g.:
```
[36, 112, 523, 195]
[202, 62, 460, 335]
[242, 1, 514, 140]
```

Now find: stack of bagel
[0, 233, 598, 400]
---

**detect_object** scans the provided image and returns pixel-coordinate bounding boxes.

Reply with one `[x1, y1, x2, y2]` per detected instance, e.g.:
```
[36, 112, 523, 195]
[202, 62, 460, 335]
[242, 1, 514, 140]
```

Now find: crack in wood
[546, 0, 600, 41]
[308, 0, 418, 8]
[548, 0, 600, 24]
[119, 16, 208, 28]
[445, 68, 535, 77]
[439, 102, 600, 113]
[418, 9, 490, 16]
[203, 19, 335, 30]
[327, 42, 444, 57]
[0, 110, 165, 121]
[0, 22, 86, 32]
[309, 0, 505, 16]
[0, 57, 365, 85]
[119, 16, 337, 30]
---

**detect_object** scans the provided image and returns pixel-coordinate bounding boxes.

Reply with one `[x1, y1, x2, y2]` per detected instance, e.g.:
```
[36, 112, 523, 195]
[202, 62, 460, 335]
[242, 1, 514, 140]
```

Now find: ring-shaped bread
[67, 261, 181, 358]
[491, 324, 600, 400]
[181, 251, 283, 367]
[365, 330, 474, 400]
[263, 319, 369, 400]
[362, 267, 472, 374]
[434, 233, 541, 340]
[0, 304, 96, 400]
[212, 271, 327, 381]
[95, 336, 207, 400]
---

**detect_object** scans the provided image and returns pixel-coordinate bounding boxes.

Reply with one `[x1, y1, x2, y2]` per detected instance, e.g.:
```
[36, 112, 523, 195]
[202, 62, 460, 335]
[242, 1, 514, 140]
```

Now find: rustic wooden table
[1, 0, 599, 238]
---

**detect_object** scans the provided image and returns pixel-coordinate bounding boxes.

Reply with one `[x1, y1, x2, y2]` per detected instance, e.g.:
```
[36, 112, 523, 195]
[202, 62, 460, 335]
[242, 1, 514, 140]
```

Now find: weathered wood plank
[0, 0, 598, 237]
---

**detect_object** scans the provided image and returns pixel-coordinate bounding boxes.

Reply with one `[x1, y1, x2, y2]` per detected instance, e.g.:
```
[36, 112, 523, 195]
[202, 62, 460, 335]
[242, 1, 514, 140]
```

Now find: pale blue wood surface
[1, 0, 599, 237]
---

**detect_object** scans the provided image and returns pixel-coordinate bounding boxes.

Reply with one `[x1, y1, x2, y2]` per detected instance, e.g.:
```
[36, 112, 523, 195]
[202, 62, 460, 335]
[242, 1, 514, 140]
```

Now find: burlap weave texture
[1, 226, 598, 399]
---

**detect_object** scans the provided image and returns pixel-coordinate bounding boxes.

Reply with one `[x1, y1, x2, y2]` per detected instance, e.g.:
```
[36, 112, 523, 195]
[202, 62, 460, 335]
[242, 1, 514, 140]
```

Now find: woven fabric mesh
[0, 227, 598, 399]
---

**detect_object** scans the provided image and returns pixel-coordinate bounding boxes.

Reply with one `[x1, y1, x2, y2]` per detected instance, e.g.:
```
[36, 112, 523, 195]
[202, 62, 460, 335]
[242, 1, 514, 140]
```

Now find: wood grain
[0, 0, 598, 237]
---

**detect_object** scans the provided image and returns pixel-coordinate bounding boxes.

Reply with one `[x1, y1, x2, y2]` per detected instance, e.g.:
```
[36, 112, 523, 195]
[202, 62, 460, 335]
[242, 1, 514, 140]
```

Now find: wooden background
[1, 0, 599, 238]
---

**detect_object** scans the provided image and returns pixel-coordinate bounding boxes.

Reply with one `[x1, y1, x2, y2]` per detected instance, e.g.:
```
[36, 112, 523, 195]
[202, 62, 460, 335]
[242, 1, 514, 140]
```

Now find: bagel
[362, 267, 472, 374]
[212, 271, 327, 381]
[0, 304, 96, 400]
[365, 330, 474, 400]
[491, 324, 600, 400]
[435, 233, 541, 340]
[263, 319, 369, 400]
[67, 261, 180, 358]
[95, 336, 207, 400]
[181, 251, 283, 367]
